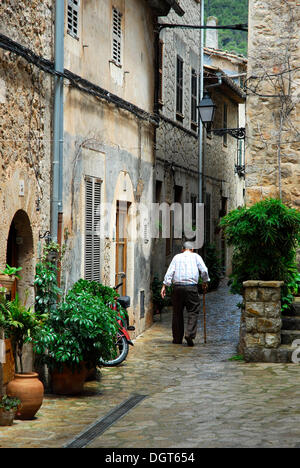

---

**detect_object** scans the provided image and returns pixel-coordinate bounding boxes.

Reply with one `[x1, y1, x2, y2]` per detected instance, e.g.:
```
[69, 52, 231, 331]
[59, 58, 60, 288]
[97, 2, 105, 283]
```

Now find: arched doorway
[6, 210, 34, 305]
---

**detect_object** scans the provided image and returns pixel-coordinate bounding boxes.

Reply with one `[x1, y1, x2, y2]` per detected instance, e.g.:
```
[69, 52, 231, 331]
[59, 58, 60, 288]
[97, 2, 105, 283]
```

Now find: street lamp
[198, 91, 216, 126]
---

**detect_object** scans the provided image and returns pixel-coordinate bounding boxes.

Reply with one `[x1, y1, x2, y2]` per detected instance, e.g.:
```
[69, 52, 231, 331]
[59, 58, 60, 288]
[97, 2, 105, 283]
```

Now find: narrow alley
[0, 280, 300, 448]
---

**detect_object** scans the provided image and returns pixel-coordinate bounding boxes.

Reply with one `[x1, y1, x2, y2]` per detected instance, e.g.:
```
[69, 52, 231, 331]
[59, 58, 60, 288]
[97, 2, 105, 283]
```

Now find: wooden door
[115, 202, 129, 296]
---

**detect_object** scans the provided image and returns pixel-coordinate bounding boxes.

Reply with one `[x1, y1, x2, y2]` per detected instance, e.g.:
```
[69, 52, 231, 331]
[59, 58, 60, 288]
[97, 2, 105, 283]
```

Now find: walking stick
[203, 289, 207, 344]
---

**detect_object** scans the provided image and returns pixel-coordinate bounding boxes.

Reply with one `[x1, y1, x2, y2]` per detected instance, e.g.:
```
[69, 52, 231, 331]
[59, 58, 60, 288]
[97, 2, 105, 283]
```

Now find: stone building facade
[153, 3, 247, 281]
[245, 0, 300, 209]
[0, 0, 53, 379]
[60, 0, 182, 337]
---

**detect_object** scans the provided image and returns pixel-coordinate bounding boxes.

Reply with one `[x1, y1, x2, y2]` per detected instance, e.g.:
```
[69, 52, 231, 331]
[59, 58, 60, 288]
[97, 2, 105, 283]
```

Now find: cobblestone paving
[1, 280, 300, 448]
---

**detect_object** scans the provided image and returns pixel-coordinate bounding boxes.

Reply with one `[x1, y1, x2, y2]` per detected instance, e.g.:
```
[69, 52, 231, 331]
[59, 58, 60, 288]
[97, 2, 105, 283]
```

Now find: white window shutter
[85, 177, 102, 282]
[112, 7, 122, 65]
[67, 0, 80, 38]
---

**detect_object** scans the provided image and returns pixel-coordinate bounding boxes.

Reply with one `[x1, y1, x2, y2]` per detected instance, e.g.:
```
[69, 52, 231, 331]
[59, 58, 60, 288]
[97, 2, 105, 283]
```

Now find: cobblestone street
[1, 280, 300, 448]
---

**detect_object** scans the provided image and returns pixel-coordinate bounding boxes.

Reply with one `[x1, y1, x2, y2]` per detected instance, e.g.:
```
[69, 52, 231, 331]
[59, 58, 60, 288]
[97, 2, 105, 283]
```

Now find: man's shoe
[185, 336, 194, 347]
[172, 340, 182, 344]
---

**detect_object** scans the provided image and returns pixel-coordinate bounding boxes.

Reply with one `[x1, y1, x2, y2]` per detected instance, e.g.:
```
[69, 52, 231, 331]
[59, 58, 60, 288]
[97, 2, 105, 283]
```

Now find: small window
[223, 103, 228, 146]
[158, 40, 164, 107]
[176, 55, 184, 121]
[67, 0, 80, 39]
[191, 68, 198, 131]
[85, 177, 102, 282]
[112, 7, 122, 66]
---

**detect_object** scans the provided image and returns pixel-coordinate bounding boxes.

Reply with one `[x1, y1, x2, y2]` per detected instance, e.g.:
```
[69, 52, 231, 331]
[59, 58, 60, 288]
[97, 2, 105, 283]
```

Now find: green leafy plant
[220, 198, 300, 311]
[34, 261, 62, 317]
[228, 354, 244, 362]
[0, 294, 44, 372]
[199, 243, 223, 292]
[32, 280, 122, 371]
[0, 265, 22, 279]
[0, 395, 21, 412]
[151, 276, 172, 313]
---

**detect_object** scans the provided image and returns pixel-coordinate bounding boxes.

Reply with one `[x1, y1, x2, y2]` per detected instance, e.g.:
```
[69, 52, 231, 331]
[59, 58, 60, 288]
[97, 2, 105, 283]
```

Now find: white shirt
[163, 250, 210, 286]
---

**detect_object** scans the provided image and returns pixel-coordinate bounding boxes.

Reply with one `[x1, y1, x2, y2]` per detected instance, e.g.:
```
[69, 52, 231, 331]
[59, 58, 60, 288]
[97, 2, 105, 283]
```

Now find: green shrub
[220, 198, 300, 310]
[200, 243, 223, 292]
[32, 281, 122, 370]
[151, 276, 172, 313]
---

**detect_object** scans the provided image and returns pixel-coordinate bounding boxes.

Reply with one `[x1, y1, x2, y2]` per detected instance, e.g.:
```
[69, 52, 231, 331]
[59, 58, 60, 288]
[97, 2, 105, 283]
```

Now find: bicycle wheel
[100, 334, 129, 367]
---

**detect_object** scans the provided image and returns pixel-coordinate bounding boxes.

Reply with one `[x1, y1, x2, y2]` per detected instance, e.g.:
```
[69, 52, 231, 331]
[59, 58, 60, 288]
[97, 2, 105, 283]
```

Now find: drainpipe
[51, 0, 64, 242]
[198, 0, 204, 204]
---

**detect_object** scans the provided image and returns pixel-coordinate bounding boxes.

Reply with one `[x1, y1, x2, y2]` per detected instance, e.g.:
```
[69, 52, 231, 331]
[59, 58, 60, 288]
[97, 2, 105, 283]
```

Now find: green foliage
[199, 244, 223, 292]
[34, 261, 62, 317]
[32, 280, 122, 370]
[228, 354, 244, 362]
[0, 294, 44, 372]
[0, 395, 21, 412]
[220, 198, 300, 311]
[205, 0, 248, 56]
[151, 276, 172, 312]
[0, 265, 22, 279]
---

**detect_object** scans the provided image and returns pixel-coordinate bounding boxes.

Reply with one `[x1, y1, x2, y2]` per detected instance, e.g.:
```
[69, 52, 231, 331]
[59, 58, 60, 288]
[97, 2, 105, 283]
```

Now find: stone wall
[246, 0, 300, 209]
[0, 1, 53, 382]
[240, 280, 284, 362]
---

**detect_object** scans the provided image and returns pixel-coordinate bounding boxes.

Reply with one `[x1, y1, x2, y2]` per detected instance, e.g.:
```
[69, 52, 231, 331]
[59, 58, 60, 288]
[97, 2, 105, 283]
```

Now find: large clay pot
[51, 364, 87, 395]
[6, 372, 44, 420]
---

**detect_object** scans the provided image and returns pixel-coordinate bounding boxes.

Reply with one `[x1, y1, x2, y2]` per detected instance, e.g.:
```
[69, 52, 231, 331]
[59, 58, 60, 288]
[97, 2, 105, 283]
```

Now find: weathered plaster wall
[62, 0, 156, 336]
[246, 0, 300, 208]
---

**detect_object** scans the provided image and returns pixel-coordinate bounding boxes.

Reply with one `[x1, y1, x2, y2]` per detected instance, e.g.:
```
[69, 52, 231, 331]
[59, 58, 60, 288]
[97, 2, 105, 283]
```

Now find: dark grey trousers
[171, 285, 200, 343]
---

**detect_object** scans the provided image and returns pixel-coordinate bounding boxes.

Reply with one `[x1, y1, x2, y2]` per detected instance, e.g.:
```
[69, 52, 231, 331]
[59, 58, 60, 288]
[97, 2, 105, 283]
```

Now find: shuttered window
[85, 177, 102, 282]
[158, 40, 164, 106]
[112, 7, 122, 66]
[191, 68, 198, 130]
[176, 55, 184, 120]
[67, 0, 80, 38]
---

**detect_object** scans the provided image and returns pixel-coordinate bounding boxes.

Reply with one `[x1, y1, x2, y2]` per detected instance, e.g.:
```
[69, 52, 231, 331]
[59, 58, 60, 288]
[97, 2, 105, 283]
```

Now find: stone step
[281, 316, 300, 330]
[276, 345, 298, 364]
[281, 329, 300, 345]
[293, 297, 300, 315]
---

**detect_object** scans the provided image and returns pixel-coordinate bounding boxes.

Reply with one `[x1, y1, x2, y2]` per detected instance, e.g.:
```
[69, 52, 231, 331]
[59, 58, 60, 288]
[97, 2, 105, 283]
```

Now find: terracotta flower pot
[51, 364, 87, 395]
[0, 408, 16, 426]
[6, 372, 44, 420]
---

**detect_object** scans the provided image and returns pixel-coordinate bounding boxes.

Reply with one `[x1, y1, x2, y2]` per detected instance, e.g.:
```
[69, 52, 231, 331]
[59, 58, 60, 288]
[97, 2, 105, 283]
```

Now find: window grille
[67, 0, 80, 38]
[112, 7, 122, 65]
[85, 177, 102, 282]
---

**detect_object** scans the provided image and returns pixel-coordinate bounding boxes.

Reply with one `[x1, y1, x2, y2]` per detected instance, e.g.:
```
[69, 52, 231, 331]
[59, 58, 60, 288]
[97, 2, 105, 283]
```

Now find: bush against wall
[220, 198, 300, 310]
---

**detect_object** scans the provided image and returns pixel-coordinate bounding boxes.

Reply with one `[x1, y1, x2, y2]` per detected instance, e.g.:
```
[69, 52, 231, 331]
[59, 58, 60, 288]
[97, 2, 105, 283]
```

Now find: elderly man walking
[160, 241, 210, 346]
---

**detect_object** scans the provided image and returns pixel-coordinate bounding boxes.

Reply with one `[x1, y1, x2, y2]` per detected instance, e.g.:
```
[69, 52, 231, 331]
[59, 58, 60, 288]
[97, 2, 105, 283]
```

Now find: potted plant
[0, 395, 21, 426]
[32, 280, 121, 395]
[0, 294, 45, 420]
[0, 265, 22, 298]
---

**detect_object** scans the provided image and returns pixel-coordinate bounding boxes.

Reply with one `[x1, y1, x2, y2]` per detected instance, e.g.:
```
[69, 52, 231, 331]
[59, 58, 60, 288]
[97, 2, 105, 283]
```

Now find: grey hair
[183, 241, 194, 250]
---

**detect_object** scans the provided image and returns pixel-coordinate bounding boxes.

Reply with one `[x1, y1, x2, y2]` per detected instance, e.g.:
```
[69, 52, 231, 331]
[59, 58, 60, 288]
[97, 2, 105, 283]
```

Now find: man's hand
[161, 284, 166, 299]
[202, 282, 208, 293]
